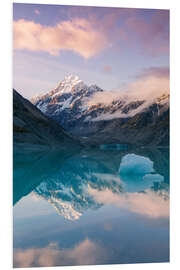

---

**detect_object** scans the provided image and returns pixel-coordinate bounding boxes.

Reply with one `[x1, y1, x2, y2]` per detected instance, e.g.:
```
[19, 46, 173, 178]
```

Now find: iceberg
[119, 154, 154, 175]
[118, 154, 163, 192]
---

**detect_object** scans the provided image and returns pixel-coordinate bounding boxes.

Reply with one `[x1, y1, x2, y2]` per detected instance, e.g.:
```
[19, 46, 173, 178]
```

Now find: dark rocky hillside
[13, 89, 80, 151]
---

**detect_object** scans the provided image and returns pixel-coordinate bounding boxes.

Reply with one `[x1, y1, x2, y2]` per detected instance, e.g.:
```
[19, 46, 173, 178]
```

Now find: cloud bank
[14, 239, 105, 268]
[88, 187, 169, 219]
[13, 18, 109, 59]
[34, 9, 40, 15]
[13, 9, 169, 59]
[83, 66, 169, 121]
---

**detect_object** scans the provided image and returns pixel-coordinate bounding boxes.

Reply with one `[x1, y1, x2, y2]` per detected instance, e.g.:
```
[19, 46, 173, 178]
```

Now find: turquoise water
[13, 146, 169, 267]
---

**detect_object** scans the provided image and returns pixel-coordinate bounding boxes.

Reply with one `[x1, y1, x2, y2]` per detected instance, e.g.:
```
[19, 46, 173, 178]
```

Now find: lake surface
[13, 146, 169, 267]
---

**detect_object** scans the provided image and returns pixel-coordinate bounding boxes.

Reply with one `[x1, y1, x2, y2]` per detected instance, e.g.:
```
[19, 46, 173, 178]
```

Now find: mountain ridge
[31, 75, 169, 146]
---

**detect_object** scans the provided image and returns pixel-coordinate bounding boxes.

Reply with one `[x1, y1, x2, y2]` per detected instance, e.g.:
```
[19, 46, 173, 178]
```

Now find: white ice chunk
[119, 154, 154, 175]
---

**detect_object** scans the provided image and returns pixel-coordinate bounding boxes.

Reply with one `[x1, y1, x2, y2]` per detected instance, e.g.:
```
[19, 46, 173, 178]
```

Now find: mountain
[13, 89, 81, 151]
[82, 98, 169, 146]
[31, 74, 103, 131]
[31, 75, 169, 147]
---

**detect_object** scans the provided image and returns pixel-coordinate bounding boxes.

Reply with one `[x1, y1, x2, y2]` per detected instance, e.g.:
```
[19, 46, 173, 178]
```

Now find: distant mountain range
[13, 89, 80, 151]
[31, 75, 169, 146]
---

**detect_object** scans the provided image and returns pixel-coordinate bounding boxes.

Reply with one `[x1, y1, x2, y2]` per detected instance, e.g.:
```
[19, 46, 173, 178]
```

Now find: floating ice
[118, 154, 163, 192]
[119, 154, 154, 175]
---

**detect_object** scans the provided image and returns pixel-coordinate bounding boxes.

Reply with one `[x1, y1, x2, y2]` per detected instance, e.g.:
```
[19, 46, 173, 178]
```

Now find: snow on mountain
[53, 74, 83, 94]
[31, 74, 146, 125]
[92, 93, 169, 121]
[31, 74, 104, 127]
[32, 74, 92, 103]
[31, 74, 169, 141]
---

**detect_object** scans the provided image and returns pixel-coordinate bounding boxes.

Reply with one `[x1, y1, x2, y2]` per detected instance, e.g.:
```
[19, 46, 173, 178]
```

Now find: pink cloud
[13, 239, 106, 267]
[34, 9, 40, 15]
[13, 9, 169, 58]
[103, 65, 112, 73]
[13, 19, 109, 59]
[88, 187, 169, 219]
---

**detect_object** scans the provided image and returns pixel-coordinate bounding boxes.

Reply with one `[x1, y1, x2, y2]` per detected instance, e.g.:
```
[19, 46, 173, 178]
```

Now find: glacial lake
[13, 146, 169, 267]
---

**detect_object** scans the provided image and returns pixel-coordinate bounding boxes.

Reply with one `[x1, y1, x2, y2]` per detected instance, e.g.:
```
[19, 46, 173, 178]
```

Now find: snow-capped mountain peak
[65, 74, 81, 83]
[31, 74, 84, 104]
[54, 74, 83, 94]
[31, 75, 103, 116]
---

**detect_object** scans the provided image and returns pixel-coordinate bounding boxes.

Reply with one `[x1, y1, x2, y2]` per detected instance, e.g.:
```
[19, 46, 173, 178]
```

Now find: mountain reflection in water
[13, 146, 169, 267]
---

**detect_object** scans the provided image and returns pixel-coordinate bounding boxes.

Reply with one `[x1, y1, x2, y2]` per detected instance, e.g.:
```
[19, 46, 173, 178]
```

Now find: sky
[13, 3, 169, 98]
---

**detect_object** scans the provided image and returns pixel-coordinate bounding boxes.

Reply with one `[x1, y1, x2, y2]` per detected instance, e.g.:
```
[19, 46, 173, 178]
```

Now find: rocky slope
[13, 89, 80, 151]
